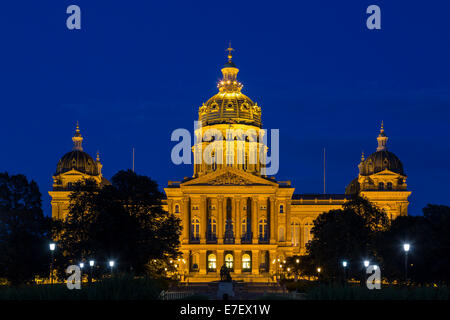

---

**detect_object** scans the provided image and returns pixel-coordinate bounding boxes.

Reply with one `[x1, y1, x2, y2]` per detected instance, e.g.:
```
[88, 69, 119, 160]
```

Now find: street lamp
[342, 260, 348, 284]
[89, 260, 95, 284]
[363, 260, 370, 268]
[49, 243, 55, 284]
[109, 260, 115, 276]
[403, 243, 410, 283]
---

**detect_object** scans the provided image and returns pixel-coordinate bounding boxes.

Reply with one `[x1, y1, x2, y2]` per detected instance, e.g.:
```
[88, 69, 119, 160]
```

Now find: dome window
[241, 103, 249, 111]
[226, 102, 234, 110]
[210, 103, 219, 111]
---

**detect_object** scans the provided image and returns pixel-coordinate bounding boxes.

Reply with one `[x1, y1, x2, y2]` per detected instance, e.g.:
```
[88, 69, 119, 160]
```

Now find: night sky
[1, 1, 449, 216]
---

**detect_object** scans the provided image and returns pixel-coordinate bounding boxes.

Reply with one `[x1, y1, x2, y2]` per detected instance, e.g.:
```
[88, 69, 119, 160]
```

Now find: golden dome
[198, 45, 261, 128]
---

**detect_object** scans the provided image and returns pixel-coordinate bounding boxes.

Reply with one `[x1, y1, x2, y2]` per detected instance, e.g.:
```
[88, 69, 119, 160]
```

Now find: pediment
[181, 167, 278, 187]
[371, 169, 405, 177]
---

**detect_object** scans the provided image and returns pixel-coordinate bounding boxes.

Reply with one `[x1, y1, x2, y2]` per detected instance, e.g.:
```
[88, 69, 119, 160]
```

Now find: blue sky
[0, 1, 449, 216]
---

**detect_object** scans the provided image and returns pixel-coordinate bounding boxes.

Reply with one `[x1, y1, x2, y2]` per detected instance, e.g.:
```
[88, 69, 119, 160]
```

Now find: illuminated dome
[198, 45, 262, 128]
[56, 150, 99, 176]
[360, 150, 404, 176]
[360, 122, 405, 176]
[55, 123, 99, 176]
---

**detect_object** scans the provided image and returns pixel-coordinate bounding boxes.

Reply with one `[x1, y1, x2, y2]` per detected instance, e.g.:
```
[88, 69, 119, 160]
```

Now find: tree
[305, 196, 388, 282]
[306, 209, 371, 281]
[54, 170, 182, 278]
[377, 204, 450, 285]
[0, 173, 51, 285]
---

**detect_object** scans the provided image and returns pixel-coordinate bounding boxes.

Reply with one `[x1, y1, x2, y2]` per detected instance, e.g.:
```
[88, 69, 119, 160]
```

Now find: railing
[206, 232, 217, 243]
[258, 234, 269, 244]
[190, 235, 200, 243]
[241, 232, 253, 244]
[159, 290, 194, 300]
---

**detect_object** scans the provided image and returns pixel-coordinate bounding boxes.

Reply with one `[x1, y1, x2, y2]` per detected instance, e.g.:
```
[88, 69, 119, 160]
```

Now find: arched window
[387, 182, 393, 190]
[279, 204, 284, 213]
[291, 221, 300, 246]
[207, 254, 216, 271]
[174, 204, 180, 213]
[303, 221, 313, 247]
[378, 182, 384, 190]
[225, 254, 234, 269]
[191, 253, 199, 271]
[278, 226, 285, 242]
[242, 254, 251, 271]
[191, 217, 200, 240]
[258, 218, 268, 240]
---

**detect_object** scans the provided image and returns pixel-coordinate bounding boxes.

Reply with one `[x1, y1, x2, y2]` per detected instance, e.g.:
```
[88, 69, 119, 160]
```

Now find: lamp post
[109, 260, 115, 276]
[89, 260, 94, 284]
[361, 260, 369, 286]
[317, 267, 321, 283]
[403, 243, 410, 283]
[342, 260, 348, 284]
[49, 243, 55, 284]
[79, 262, 84, 283]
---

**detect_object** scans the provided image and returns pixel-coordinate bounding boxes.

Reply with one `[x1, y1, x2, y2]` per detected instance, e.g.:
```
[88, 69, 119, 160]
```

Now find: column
[235, 196, 241, 244]
[269, 250, 276, 274]
[200, 195, 207, 244]
[252, 197, 258, 244]
[217, 195, 224, 244]
[286, 200, 292, 244]
[199, 250, 207, 275]
[269, 197, 275, 244]
[234, 250, 242, 274]
[182, 196, 189, 244]
[217, 250, 224, 276]
[252, 250, 260, 275]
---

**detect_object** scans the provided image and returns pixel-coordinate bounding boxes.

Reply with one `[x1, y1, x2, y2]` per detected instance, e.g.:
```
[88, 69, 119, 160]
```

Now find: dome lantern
[72, 121, 83, 151]
[376, 120, 388, 151]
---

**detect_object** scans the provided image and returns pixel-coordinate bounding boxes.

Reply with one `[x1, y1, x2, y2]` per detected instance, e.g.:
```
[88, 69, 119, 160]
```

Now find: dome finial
[96, 150, 100, 162]
[361, 150, 365, 162]
[72, 121, 83, 151]
[226, 42, 234, 63]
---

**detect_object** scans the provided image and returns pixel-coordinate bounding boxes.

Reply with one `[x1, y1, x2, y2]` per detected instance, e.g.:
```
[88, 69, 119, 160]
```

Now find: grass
[0, 274, 169, 300]
[305, 284, 450, 300]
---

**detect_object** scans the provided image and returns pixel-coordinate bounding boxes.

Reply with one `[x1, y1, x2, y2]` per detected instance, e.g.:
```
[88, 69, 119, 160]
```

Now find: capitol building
[49, 48, 411, 282]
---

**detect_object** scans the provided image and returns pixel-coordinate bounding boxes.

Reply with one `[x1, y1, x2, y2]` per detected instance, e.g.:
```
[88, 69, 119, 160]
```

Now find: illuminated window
[303, 221, 313, 246]
[279, 204, 284, 213]
[242, 254, 251, 271]
[207, 254, 216, 271]
[191, 253, 199, 271]
[174, 204, 180, 213]
[241, 217, 247, 235]
[225, 254, 234, 269]
[278, 227, 285, 242]
[291, 221, 300, 246]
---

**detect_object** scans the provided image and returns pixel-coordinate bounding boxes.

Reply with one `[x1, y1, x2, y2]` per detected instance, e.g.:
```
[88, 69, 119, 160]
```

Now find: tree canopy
[54, 170, 181, 278]
[0, 172, 51, 285]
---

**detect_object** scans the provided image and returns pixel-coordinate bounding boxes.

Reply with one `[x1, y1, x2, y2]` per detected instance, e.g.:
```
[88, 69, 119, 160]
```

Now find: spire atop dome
[361, 151, 365, 162]
[226, 42, 234, 63]
[218, 43, 243, 93]
[72, 121, 84, 151]
[376, 121, 388, 151]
